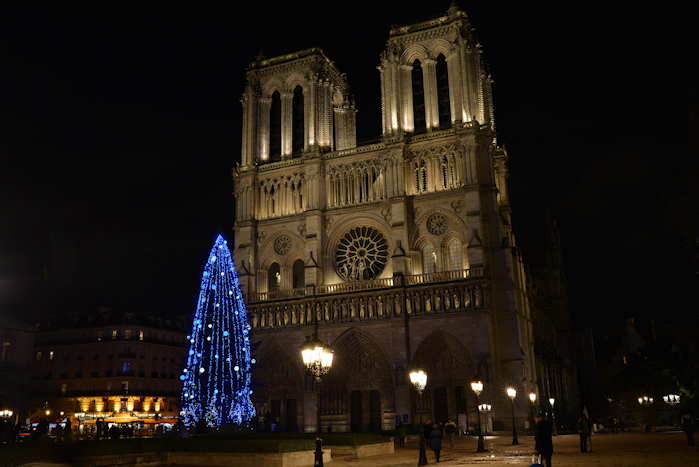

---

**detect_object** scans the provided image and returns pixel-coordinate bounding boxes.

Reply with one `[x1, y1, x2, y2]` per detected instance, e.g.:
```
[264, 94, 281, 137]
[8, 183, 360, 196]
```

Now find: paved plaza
[332, 432, 699, 467]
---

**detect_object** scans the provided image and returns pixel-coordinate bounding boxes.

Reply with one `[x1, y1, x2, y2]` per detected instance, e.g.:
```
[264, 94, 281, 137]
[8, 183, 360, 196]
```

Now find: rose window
[426, 213, 448, 236]
[335, 227, 389, 281]
[273, 235, 292, 256]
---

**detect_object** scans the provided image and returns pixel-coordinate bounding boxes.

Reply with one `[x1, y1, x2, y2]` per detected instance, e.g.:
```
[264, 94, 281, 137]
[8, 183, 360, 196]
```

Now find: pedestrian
[577, 413, 592, 452]
[534, 414, 553, 467]
[96, 418, 103, 440]
[428, 423, 443, 463]
[64, 418, 73, 443]
[681, 413, 695, 447]
[397, 422, 407, 448]
[423, 419, 433, 440]
[444, 419, 457, 448]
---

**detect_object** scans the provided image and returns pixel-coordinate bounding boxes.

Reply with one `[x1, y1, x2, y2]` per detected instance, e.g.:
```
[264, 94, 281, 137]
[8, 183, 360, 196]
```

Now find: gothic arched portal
[323, 329, 394, 431]
[412, 330, 476, 424]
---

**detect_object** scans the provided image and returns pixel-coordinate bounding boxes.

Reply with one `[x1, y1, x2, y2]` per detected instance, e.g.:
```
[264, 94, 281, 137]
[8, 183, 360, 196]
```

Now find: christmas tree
[179, 234, 256, 427]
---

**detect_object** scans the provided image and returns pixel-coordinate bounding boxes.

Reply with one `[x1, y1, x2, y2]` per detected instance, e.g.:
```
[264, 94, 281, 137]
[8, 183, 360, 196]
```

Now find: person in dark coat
[534, 415, 553, 467]
[428, 424, 443, 463]
[681, 413, 695, 446]
[577, 414, 592, 452]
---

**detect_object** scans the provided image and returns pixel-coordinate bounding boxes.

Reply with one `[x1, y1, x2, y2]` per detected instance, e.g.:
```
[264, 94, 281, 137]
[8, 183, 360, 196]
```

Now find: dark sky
[1, 4, 693, 331]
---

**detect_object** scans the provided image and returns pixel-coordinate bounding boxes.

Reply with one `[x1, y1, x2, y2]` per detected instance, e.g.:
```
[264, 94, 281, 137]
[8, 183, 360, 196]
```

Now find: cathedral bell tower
[378, 6, 494, 137]
[240, 48, 356, 167]
[234, 48, 357, 297]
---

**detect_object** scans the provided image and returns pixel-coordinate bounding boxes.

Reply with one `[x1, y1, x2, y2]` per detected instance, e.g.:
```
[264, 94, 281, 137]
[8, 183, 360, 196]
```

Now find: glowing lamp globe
[409, 369, 428, 394]
[301, 337, 333, 379]
[506, 387, 517, 400]
[471, 380, 483, 396]
[529, 392, 537, 403]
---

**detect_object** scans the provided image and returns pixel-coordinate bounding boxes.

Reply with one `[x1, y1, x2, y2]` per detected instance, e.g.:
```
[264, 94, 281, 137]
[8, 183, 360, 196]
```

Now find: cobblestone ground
[331, 432, 699, 467]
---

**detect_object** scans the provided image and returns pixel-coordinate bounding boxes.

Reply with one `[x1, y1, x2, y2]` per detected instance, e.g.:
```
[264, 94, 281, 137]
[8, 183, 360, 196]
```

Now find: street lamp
[638, 396, 653, 406]
[548, 398, 557, 436]
[0, 410, 13, 418]
[478, 404, 492, 435]
[409, 369, 428, 466]
[506, 387, 519, 445]
[663, 394, 680, 427]
[528, 393, 537, 432]
[301, 336, 334, 467]
[663, 394, 680, 406]
[470, 380, 486, 453]
[638, 395, 654, 432]
[45, 409, 51, 417]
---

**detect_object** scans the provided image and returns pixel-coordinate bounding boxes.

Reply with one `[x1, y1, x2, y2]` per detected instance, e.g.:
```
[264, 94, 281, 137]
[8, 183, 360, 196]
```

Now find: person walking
[534, 414, 553, 467]
[428, 423, 443, 463]
[444, 419, 457, 448]
[681, 413, 695, 446]
[397, 422, 407, 448]
[577, 413, 592, 452]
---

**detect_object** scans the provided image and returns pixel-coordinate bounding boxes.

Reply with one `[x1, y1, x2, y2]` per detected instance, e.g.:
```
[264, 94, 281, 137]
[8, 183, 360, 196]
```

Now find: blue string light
[179, 234, 256, 427]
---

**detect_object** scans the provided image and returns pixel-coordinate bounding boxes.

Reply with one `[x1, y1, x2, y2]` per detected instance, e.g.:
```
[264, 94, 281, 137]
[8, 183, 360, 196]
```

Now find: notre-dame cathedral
[233, 4, 574, 432]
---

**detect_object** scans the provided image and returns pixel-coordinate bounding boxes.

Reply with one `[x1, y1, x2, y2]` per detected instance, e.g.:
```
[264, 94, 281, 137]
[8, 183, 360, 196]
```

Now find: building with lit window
[231, 4, 575, 432]
[30, 308, 186, 433]
[0, 315, 36, 422]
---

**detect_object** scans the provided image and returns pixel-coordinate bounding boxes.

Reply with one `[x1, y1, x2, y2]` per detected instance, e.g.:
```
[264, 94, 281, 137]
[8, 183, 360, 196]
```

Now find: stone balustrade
[247, 269, 486, 330]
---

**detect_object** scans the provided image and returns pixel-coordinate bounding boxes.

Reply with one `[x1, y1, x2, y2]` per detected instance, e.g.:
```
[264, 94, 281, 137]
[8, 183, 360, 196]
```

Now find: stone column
[308, 78, 317, 147]
[281, 91, 293, 158]
[378, 63, 388, 136]
[400, 65, 414, 132]
[446, 49, 463, 125]
[257, 97, 271, 162]
[240, 95, 250, 166]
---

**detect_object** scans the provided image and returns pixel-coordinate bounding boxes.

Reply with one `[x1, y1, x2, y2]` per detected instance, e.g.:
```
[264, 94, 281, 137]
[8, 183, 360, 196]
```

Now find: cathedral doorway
[369, 390, 382, 431]
[433, 386, 448, 424]
[285, 399, 298, 431]
[350, 390, 362, 431]
[324, 329, 394, 432]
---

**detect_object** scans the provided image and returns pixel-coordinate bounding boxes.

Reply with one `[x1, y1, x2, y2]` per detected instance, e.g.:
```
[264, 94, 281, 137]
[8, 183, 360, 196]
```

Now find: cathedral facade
[233, 5, 540, 432]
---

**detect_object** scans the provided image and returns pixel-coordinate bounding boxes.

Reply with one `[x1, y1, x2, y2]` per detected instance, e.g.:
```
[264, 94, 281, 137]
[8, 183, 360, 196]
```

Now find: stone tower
[232, 5, 542, 433]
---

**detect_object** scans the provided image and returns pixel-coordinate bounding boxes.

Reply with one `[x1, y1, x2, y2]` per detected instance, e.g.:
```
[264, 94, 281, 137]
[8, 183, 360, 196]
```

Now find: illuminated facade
[31, 311, 186, 430]
[233, 5, 542, 432]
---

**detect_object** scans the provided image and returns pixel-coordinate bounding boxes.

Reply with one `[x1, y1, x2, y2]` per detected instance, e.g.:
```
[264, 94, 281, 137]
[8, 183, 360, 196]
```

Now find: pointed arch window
[293, 259, 305, 289]
[269, 91, 282, 161]
[447, 238, 463, 271]
[436, 54, 451, 129]
[292, 86, 304, 155]
[411, 60, 426, 134]
[415, 158, 428, 193]
[422, 243, 436, 274]
[268, 262, 281, 292]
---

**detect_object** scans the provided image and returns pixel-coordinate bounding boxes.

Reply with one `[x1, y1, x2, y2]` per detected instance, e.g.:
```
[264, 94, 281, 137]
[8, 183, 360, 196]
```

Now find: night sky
[1, 4, 693, 333]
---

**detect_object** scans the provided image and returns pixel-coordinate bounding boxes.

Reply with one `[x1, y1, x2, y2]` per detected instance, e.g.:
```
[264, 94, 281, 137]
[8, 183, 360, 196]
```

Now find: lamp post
[638, 395, 653, 432]
[470, 381, 486, 452]
[301, 335, 334, 467]
[478, 404, 492, 435]
[506, 387, 519, 445]
[409, 369, 428, 466]
[528, 393, 537, 432]
[663, 394, 680, 427]
[548, 398, 557, 436]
